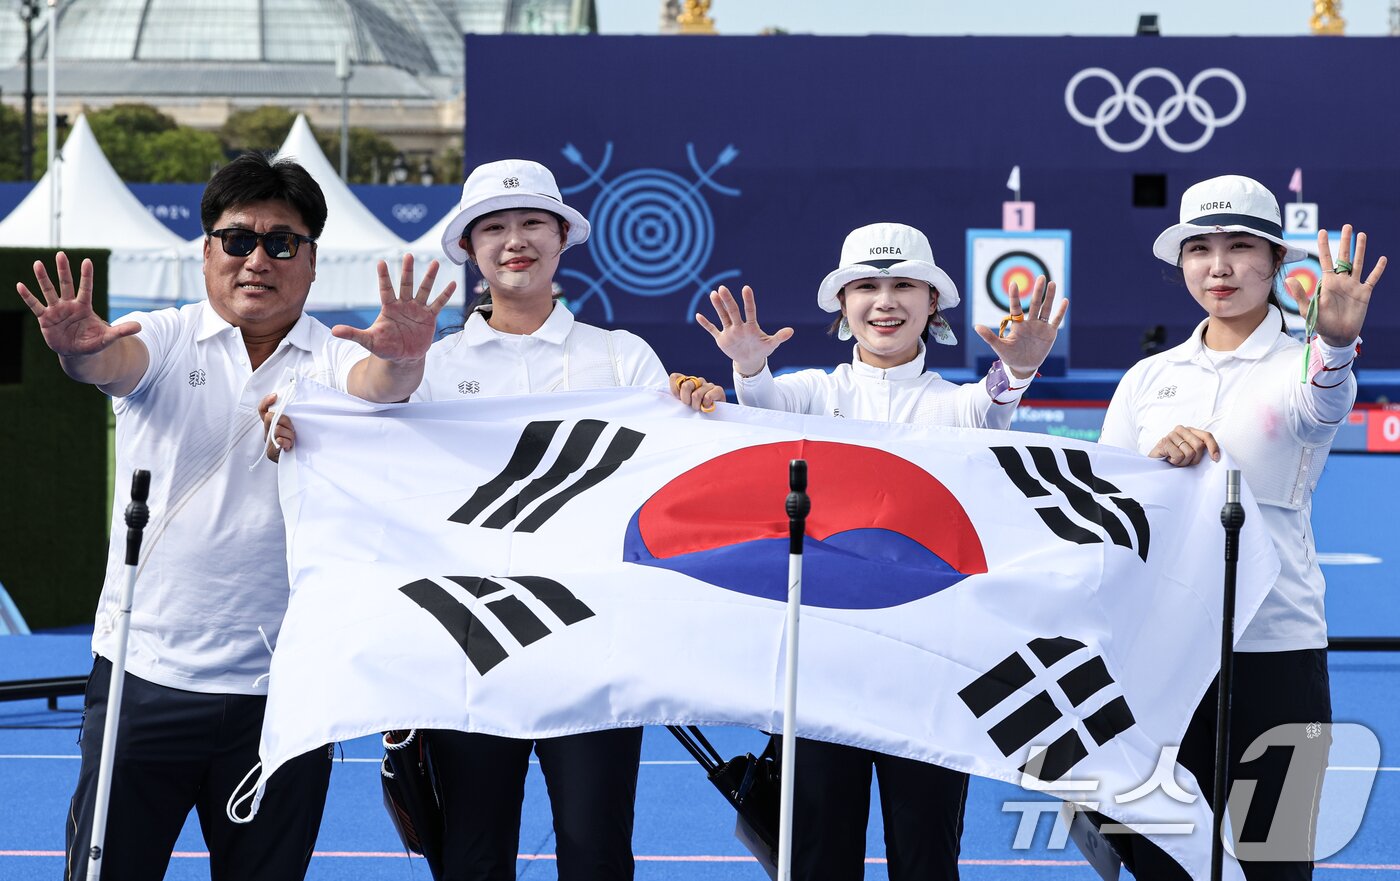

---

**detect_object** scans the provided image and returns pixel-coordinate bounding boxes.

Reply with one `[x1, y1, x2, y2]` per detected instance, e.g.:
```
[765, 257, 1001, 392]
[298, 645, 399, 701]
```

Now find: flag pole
[86, 470, 150, 881]
[45, 0, 59, 247]
[776, 459, 810, 881]
[1210, 469, 1244, 881]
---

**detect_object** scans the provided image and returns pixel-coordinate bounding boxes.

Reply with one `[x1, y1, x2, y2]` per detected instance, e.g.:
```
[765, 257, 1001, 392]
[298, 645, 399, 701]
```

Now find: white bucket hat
[816, 223, 960, 313]
[1152, 175, 1308, 265]
[440, 159, 590, 265]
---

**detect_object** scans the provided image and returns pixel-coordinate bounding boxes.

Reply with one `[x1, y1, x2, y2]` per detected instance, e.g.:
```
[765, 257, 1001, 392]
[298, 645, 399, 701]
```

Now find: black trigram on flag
[958, 636, 1136, 782]
[991, 445, 1151, 561]
[450, 419, 645, 533]
[398, 575, 594, 675]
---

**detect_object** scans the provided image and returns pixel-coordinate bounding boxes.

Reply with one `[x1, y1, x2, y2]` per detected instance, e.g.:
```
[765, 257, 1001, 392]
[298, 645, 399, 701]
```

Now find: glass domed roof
[6, 0, 463, 77]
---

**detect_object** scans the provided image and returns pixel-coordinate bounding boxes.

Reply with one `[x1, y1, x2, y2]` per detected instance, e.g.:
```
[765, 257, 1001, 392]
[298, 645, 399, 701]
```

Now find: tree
[0, 104, 25, 180]
[434, 145, 464, 184]
[141, 128, 225, 183]
[316, 126, 401, 184]
[221, 107, 403, 183]
[221, 106, 298, 154]
[87, 104, 178, 181]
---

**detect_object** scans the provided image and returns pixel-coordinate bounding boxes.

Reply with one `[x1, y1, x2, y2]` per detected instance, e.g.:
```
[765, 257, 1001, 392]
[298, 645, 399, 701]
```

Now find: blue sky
[597, 0, 1394, 36]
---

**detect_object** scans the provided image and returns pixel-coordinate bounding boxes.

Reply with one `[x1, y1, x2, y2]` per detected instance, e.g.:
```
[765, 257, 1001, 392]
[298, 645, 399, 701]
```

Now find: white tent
[269, 115, 410, 311]
[408, 203, 455, 265]
[177, 114, 414, 315]
[407, 196, 474, 318]
[0, 114, 188, 310]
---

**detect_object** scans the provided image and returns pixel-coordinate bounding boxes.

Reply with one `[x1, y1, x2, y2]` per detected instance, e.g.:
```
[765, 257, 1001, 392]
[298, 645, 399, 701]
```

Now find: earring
[838, 316, 853, 341]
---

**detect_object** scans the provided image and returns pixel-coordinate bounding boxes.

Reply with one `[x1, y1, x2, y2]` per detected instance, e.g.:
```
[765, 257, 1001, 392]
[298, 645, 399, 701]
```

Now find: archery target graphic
[556, 143, 742, 321]
[966, 231, 1071, 370]
[589, 168, 716, 297]
[1278, 232, 1342, 334]
[985, 251, 1052, 311]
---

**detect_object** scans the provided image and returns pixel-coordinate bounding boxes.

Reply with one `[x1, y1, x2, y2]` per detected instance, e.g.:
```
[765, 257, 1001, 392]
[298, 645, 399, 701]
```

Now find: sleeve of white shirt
[330, 345, 372, 394]
[118, 307, 180, 401]
[961, 362, 1034, 429]
[1292, 336, 1359, 439]
[732, 363, 818, 414]
[612, 330, 670, 390]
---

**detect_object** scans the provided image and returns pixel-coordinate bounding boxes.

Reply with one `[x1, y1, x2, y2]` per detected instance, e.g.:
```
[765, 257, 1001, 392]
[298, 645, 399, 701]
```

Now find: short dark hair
[200, 152, 328, 239]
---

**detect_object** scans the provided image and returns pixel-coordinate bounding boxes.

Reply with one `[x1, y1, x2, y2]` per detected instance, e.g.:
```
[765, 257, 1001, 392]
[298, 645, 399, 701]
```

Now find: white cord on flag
[226, 761, 262, 824]
[249, 371, 300, 471]
[252, 625, 275, 688]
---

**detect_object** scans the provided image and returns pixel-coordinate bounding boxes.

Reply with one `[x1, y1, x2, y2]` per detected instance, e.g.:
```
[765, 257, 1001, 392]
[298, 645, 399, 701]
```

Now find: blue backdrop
[0, 183, 460, 243]
[461, 35, 1400, 377]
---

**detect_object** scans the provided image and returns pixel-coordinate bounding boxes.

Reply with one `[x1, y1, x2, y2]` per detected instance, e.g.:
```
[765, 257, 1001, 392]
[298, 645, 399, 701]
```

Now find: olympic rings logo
[392, 203, 428, 223]
[1064, 67, 1246, 153]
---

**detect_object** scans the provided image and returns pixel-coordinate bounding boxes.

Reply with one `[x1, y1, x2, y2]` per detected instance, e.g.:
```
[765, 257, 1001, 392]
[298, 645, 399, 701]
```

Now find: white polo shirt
[412, 303, 669, 400]
[95, 301, 368, 694]
[1099, 306, 1358, 651]
[733, 342, 1032, 429]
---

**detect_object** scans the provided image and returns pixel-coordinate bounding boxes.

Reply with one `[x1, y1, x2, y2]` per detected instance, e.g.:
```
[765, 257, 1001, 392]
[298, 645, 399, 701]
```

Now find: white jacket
[1099, 306, 1358, 650]
[733, 342, 1031, 429]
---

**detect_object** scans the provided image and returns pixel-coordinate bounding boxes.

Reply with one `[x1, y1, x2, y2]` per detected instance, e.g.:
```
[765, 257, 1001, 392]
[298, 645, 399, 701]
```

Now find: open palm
[1287, 224, 1386, 346]
[695, 284, 794, 376]
[16, 253, 138, 357]
[973, 275, 1067, 377]
[334, 255, 456, 363]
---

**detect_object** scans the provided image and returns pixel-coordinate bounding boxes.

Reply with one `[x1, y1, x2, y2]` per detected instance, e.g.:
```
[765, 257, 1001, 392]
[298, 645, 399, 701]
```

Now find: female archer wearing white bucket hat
[1099, 174, 1387, 880]
[264, 158, 718, 880]
[695, 221, 1066, 881]
[698, 222, 1065, 424]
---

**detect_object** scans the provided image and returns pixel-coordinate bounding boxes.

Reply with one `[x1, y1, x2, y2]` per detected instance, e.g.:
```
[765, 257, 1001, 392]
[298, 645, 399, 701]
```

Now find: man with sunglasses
[15, 151, 452, 880]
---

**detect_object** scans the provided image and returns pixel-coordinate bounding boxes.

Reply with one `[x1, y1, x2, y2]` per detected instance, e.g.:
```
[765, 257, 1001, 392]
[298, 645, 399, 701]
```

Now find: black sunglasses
[208, 228, 316, 260]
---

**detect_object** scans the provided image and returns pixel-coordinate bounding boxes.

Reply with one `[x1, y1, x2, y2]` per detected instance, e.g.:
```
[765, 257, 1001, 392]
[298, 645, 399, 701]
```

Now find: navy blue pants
[790, 738, 968, 881]
[66, 657, 332, 881]
[429, 727, 644, 881]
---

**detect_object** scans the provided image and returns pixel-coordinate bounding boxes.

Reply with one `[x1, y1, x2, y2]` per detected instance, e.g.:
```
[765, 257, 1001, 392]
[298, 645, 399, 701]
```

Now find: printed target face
[1278, 259, 1320, 315]
[966, 231, 1071, 371]
[985, 251, 1051, 310]
[1278, 232, 1341, 332]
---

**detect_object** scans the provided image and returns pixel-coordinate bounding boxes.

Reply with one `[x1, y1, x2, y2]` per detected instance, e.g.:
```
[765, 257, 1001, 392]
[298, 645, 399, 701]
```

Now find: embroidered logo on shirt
[458, 380, 480, 395]
[502, 177, 520, 189]
[832, 408, 844, 418]
[188, 369, 207, 387]
[1156, 385, 1177, 399]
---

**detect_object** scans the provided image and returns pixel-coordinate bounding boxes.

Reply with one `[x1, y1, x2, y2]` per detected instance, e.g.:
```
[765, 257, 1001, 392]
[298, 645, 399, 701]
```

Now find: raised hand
[1287, 224, 1386, 347]
[333, 254, 456, 364]
[695, 285, 794, 377]
[669, 373, 726, 413]
[16, 252, 139, 357]
[973, 275, 1067, 378]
